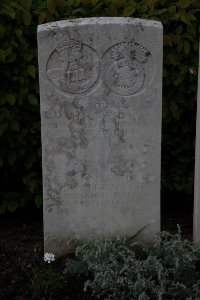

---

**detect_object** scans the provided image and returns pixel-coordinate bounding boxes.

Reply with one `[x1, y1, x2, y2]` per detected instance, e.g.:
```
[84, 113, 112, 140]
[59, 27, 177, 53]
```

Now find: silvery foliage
[64, 228, 200, 299]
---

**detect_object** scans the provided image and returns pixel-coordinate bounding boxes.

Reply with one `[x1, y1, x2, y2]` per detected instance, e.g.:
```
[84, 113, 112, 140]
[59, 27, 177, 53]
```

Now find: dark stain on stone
[145, 50, 151, 57]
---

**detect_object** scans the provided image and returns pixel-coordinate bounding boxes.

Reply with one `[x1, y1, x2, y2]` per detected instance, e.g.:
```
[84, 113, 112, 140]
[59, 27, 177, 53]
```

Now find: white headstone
[37, 17, 163, 257]
[194, 43, 200, 241]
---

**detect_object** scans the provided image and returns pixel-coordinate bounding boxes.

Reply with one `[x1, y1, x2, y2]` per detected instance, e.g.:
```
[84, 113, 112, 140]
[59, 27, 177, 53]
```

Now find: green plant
[0, 0, 42, 213]
[32, 268, 65, 297]
[64, 228, 200, 299]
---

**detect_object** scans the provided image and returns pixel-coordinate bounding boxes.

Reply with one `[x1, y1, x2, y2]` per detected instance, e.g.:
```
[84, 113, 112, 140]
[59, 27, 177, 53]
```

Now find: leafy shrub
[64, 229, 200, 299]
[0, 0, 42, 213]
[1, 0, 200, 213]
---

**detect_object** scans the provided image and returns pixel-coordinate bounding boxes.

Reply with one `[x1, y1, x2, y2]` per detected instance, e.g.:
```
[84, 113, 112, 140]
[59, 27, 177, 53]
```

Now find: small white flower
[44, 252, 55, 263]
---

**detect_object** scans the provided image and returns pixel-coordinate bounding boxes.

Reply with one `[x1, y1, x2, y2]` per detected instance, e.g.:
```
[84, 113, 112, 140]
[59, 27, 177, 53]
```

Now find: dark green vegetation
[0, 0, 200, 213]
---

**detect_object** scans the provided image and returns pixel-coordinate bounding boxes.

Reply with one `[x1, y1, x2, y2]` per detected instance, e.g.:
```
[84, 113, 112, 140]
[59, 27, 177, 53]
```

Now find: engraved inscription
[103, 40, 154, 96]
[42, 87, 156, 201]
[45, 191, 146, 212]
[47, 39, 100, 94]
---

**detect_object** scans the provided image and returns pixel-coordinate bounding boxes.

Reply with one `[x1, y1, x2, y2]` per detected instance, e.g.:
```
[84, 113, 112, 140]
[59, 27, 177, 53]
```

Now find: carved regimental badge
[103, 41, 154, 96]
[47, 39, 100, 94]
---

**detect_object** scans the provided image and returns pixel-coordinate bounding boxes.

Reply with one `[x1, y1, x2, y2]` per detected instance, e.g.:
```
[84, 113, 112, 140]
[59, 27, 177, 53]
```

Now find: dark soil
[0, 197, 193, 300]
[0, 207, 97, 300]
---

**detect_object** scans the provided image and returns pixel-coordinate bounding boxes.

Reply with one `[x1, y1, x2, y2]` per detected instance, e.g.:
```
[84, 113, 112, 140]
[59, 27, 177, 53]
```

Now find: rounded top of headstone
[37, 17, 162, 33]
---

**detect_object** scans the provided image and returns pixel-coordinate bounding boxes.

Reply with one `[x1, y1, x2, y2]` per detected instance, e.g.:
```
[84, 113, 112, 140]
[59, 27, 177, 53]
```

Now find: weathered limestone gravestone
[194, 44, 200, 242]
[38, 17, 163, 257]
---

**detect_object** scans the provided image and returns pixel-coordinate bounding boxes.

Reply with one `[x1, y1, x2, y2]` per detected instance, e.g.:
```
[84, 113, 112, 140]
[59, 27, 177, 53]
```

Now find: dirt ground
[0, 207, 98, 299]
[0, 203, 193, 299]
